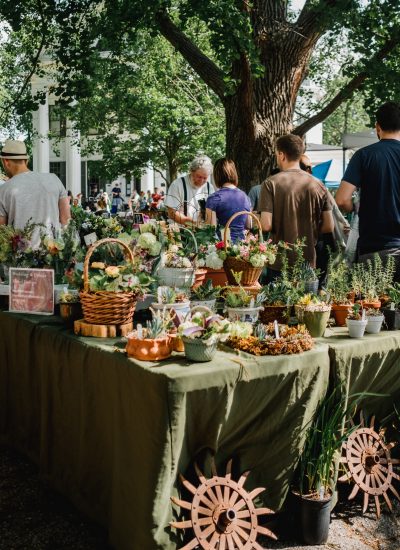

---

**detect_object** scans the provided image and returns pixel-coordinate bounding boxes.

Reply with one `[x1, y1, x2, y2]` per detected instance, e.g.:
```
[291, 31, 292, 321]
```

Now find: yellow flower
[105, 266, 120, 278]
[91, 262, 105, 269]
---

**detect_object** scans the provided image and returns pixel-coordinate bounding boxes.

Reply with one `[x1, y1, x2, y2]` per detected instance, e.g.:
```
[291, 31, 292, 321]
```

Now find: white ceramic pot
[157, 266, 195, 288]
[346, 319, 368, 338]
[226, 306, 262, 323]
[151, 301, 191, 322]
[365, 315, 384, 334]
[190, 299, 216, 312]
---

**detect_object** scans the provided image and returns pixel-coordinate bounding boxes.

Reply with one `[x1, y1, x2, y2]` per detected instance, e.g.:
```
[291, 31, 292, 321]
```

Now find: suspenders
[181, 177, 210, 216]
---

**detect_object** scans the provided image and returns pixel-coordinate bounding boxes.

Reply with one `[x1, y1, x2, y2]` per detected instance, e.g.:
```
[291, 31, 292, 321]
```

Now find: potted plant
[126, 311, 173, 361]
[259, 280, 290, 324]
[157, 245, 196, 287]
[295, 390, 360, 545]
[326, 256, 352, 327]
[365, 308, 385, 334]
[59, 289, 82, 326]
[299, 262, 320, 294]
[382, 283, 400, 330]
[190, 279, 220, 311]
[179, 308, 231, 362]
[224, 273, 267, 322]
[151, 286, 191, 321]
[350, 256, 392, 309]
[296, 295, 331, 338]
[346, 304, 368, 338]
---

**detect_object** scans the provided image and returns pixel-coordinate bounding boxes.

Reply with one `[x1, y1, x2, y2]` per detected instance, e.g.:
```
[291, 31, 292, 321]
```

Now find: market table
[0, 311, 330, 550]
[321, 328, 400, 419]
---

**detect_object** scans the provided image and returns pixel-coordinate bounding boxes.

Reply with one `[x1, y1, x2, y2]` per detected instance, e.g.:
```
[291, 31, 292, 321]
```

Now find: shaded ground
[0, 445, 399, 549]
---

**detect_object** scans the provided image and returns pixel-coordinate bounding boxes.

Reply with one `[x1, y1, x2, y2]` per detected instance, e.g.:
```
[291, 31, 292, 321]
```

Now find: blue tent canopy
[311, 160, 332, 182]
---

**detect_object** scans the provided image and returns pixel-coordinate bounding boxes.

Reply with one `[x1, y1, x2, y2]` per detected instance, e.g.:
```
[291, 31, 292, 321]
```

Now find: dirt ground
[0, 445, 399, 550]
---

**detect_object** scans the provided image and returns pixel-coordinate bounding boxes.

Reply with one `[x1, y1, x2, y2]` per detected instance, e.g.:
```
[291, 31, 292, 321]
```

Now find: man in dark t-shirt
[259, 135, 334, 278]
[336, 101, 400, 279]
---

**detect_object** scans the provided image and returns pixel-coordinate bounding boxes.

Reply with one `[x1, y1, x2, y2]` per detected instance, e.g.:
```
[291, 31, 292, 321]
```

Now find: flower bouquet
[179, 307, 231, 362]
[222, 211, 277, 285]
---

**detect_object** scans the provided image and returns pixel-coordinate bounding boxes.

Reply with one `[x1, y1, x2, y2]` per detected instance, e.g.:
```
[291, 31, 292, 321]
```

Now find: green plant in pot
[126, 308, 174, 361]
[326, 255, 352, 326]
[190, 279, 221, 311]
[382, 283, 400, 330]
[296, 389, 361, 545]
[299, 262, 320, 294]
[224, 272, 267, 323]
[179, 308, 231, 362]
[152, 286, 191, 321]
[296, 294, 331, 338]
[259, 280, 291, 324]
[346, 304, 368, 338]
[59, 289, 82, 326]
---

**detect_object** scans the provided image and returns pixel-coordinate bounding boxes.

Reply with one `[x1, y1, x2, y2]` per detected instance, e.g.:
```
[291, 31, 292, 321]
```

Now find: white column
[65, 121, 81, 197]
[141, 164, 154, 192]
[31, 83, 50, 173]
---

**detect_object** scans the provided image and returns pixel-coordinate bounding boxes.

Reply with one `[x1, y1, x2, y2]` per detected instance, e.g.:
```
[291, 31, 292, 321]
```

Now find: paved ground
[0, 445, 399, 549]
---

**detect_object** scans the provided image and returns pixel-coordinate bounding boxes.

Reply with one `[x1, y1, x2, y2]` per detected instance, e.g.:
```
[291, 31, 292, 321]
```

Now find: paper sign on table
[9, 268, 54, 315]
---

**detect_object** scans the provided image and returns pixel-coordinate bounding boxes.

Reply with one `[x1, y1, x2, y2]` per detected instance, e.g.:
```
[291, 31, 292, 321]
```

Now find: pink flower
[259, 243, 267, 252]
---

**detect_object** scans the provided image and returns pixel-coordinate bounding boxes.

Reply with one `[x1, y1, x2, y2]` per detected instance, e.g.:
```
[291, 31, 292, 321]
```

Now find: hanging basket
[223, 211, 264, 285]
[79, 238, 137, 325]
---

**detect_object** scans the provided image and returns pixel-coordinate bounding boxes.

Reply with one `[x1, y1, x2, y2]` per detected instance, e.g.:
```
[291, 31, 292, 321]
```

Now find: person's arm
[0, 216, 6, 225]
[261, 212, 272, 232]
[320, 210, 334, 233]
[59, 197, 71, 225]
[258, 180, 273, 231]
[335, 180, 357, 212]
[167, 207, 192, 225]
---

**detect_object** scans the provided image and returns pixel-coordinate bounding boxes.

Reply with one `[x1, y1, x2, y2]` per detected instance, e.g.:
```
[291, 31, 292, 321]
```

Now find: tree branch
[293, 36, 400, 136]
[154, 11, 226, 100]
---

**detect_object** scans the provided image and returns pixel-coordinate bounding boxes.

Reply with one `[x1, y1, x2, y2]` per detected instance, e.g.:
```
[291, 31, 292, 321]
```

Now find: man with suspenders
[164, 155, 215, 224]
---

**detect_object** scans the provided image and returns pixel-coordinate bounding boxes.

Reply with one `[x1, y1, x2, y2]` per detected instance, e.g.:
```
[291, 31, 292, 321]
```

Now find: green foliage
[191, 279, 220, 301]
[326, 254, 351, 304]
[350, 255, 395, 300]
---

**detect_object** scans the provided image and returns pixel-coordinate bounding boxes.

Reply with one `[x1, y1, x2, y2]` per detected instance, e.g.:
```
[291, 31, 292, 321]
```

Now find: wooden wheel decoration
[339, 412, 400, 517]
[170, 458, 277, 549]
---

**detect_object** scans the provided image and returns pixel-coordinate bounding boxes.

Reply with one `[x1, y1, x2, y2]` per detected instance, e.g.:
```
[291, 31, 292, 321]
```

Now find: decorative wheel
[170, 458, 277, 549]
[339, 412, 400, 517]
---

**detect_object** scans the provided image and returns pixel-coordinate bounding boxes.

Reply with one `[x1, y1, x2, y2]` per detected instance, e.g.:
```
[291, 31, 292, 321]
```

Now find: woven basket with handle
[80, 238, 137, 325]
[223, 211, 264, 286]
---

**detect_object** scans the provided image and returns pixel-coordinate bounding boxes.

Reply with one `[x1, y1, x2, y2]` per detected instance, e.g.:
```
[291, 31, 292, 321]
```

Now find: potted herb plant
[382, 283, 400, 330]
[157, 245, 196, 287]
[365, 308, 385, 334]
[126, 311, 173, 361]
[326, 256, 352, 327]
[179, 308, 231, 362]
[299, 262, 320, 294]
[296, 295, 331, 338]
[346, 304, 368, 338]
[295, 389, 360, 545]
[190, 279, 220, 311]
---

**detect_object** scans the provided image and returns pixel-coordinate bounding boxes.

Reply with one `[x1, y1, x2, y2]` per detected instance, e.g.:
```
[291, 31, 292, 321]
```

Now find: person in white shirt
[164, 155, 214, 224]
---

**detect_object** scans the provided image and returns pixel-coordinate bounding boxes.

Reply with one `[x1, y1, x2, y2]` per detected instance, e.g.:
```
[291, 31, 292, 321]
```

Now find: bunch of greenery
[191, 279, 220, 301]
[157, 286, 189, 305]
[262, 280, 291, 306]
[387, 283, 400, 309]
[298, 389, 368, 499]
[326, 254, 351, 305]
[351, 255, 395, 301]
[279, 240, 309, 304]
[347, 303, 364, 321]
[88, 262, 151, 293]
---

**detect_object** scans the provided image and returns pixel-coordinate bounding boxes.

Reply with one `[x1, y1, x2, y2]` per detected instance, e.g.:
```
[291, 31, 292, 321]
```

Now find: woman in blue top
[205, 158, 251, 242]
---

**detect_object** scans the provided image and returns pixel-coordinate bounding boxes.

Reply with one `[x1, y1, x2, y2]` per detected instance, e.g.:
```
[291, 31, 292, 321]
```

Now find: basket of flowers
[80, 237, 143, 325]
[223, 211, 277, 286]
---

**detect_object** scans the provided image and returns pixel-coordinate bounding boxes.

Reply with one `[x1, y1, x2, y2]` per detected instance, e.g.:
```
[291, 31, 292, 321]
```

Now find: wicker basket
[223, 211, 264, 285]
[181, 336, 217, 362]
[80, 238, 137, 325]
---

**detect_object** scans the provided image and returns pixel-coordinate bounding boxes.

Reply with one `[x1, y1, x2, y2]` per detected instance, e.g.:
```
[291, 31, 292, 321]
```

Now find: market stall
[0, 310, 330, 550]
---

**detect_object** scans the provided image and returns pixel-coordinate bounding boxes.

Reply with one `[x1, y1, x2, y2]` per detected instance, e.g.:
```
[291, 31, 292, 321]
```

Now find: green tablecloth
[322, 327, 400, 419]
[0, 312, 330, 550]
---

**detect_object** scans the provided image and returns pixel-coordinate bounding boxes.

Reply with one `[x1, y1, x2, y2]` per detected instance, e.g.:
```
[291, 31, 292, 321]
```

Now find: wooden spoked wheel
[339, 413, 400, 517]
[170, 459, 276, 550]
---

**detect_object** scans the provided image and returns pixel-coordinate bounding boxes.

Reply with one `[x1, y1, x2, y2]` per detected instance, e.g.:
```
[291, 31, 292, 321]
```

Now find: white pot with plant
[179, 307, 231, 362]
[225, 286, 266, 323]
[346, 304, 368, 338]
[151, 286, 191, 321]
[157, 245, 195, 287]
[365, 308, 385, 334]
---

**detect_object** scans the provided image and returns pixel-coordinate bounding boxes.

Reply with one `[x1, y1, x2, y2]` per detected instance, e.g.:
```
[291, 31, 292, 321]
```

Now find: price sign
[9, 268, 54, 315]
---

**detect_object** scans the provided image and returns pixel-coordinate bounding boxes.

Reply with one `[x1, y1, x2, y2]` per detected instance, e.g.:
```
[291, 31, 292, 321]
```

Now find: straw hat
[0, 139, 29, 160]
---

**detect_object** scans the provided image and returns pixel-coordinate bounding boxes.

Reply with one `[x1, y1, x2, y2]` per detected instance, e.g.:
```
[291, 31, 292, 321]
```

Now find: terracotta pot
[331, 303, 352, 327]
[59, 302, 82, 327]
[169, 333, 184, 352]
[361, 300, 381, 310]
[126, 335, 173, 361]
[347, 291, 355, 303]
[204, 268, 228, 287]
[191, 268, 208, 290]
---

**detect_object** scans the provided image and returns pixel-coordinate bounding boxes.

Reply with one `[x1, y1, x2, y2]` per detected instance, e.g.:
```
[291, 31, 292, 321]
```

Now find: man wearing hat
[0, 140, 70, 246]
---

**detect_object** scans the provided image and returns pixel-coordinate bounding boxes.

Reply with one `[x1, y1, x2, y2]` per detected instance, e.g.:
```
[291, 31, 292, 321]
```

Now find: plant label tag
[274, 320, 280, 339]
[84, 232, 98, 246]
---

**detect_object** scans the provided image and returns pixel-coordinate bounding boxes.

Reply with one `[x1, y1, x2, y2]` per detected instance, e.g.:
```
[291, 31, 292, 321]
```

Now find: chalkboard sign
[9, 268, 54, 315]
[132, 213, 144, 224]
